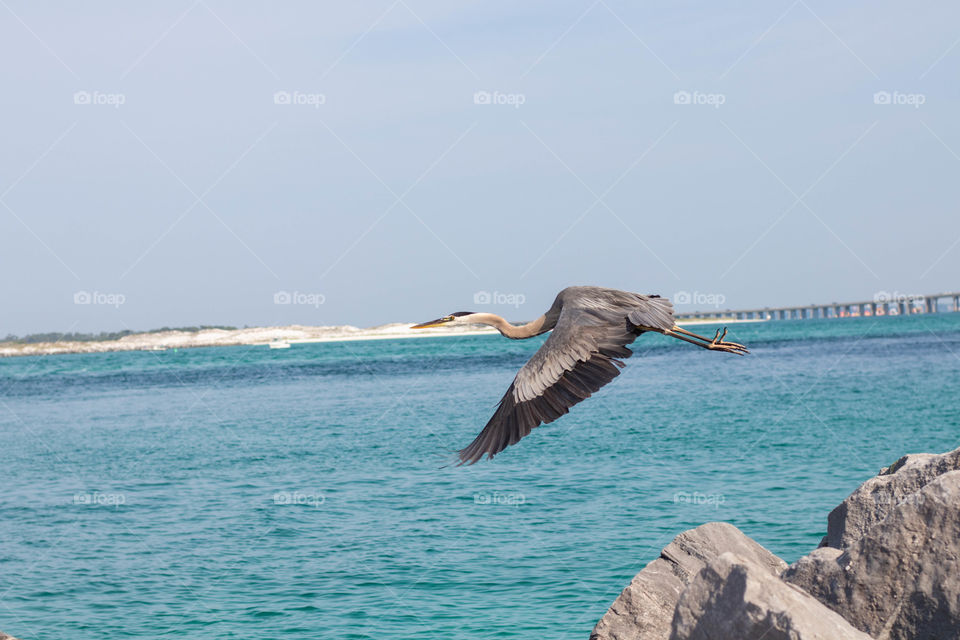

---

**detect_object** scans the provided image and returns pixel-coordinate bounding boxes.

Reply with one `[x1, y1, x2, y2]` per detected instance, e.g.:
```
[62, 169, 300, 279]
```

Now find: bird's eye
[443, 316, 454, 321]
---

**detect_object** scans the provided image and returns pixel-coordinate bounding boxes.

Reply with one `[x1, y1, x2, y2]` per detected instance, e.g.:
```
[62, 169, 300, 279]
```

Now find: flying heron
[412, 286, 748, 465]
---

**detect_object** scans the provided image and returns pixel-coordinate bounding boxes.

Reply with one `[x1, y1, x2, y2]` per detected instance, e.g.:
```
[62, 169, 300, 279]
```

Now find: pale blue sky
[2, 1, 959, 334]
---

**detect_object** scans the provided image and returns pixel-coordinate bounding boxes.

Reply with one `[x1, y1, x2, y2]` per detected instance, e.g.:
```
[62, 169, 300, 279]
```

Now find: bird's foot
[707, 327, 749, 355]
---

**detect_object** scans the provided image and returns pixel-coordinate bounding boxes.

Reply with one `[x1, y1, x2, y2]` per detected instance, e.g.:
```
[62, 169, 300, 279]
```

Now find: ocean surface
[1, 314, 959, 639]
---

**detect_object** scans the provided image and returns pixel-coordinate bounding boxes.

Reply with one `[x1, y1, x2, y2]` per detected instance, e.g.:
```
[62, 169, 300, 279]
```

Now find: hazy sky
[2, 2, 959, 335]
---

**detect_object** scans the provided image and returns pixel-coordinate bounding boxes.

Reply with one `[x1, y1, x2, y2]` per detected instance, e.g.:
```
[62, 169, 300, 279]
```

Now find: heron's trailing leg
[648, 325, 749, 355]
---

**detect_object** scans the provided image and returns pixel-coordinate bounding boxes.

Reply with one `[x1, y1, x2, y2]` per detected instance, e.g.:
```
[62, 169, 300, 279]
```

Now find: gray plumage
[457, 287, 675, 465]
[411, 285, 748, 466]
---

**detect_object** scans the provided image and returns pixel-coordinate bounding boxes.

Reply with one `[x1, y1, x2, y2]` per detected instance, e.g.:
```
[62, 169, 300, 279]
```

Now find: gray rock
[783, 470, 960, 639]
[590, 522, 786, 640]
[824, 446, 960, 549]
[669, 552, 872, 640]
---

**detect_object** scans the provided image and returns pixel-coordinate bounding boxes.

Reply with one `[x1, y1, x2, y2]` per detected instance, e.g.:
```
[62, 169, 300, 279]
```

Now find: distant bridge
[675, 291, 960, 321]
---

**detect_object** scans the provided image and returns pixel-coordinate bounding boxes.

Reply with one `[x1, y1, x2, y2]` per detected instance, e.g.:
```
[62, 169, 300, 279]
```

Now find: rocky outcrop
[590, 522, 786, 640]
[823, 447, 960, 549]
[591, 445, 960, 640]
[783, 470, 960, 638]
[670, 552, 871, 640]
[0, 632, 22, 640]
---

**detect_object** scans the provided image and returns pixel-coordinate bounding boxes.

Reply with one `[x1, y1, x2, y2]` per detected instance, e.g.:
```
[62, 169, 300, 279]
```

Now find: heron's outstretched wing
[456, 293, 673, 465]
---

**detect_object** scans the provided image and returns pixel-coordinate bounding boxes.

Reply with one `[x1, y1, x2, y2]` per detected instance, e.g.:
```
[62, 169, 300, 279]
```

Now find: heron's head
[411, 311, 476, 329]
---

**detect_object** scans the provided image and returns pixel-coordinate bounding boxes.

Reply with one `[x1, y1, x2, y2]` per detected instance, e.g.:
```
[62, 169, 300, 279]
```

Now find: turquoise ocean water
[1, 315, 959, 639]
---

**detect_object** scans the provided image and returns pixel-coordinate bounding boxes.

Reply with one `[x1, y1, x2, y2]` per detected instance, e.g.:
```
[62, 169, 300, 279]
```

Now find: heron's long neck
[468, 313, 549, 339]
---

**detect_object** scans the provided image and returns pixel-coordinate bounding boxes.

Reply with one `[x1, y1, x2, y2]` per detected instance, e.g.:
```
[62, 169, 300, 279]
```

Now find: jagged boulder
[590, 447, 960, 640]
[590, 522, 786, 640]
[783, 470, 960, 639]
[824, 447, 960, 549]
[669, 552, 872, 640]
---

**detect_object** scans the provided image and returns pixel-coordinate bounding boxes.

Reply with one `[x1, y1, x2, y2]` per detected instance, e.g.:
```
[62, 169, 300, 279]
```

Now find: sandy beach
[0, 323, 496, 357]
[0, 317, 756, 358]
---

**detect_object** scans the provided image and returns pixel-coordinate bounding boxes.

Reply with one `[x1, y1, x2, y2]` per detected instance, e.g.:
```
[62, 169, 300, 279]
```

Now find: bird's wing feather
[456, 293, 673, 465]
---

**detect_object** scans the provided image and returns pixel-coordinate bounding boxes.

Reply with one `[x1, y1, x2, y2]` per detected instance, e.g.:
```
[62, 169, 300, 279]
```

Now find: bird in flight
[412, 286, 748, 465]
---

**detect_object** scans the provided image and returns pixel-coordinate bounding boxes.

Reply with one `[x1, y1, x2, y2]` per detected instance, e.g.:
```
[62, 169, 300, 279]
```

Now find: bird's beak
[411, 317, 452, 329]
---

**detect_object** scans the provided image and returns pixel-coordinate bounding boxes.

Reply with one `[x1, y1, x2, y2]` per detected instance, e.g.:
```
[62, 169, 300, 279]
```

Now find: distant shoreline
[0, 317, 759, 359]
